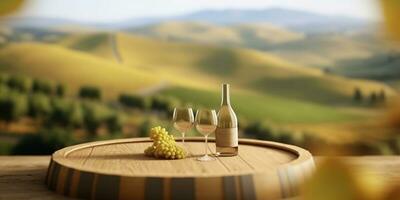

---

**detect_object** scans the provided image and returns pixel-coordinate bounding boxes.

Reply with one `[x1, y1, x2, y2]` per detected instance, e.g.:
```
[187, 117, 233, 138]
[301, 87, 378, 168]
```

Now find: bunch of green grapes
[144, 126, 186, 159]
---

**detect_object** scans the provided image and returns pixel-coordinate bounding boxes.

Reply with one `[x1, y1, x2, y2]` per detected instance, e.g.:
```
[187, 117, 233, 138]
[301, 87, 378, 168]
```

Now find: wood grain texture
[45, 137, 314, 200]
[52, 137, 304, 176]
[1, 156, 400, 200]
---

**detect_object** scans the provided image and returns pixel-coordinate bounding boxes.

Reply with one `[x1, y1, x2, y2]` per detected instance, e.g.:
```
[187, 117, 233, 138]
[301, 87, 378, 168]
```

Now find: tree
[0, 73, 9, 85]
[28, 94, 52, 119]
[370, 92, 378, 104]
[79, 86, 101, 100]
[138, 119, 151, 137]
[244, 121, 274, 140]
[106, 113, 124, 134]
[68, 103, 84, 128]
[0, 92, 28, 125]
[47, 99, 84, 128]
[353, 87, 363, 102]
[322, 67, 332, 74]
[378, 89, 386, 102]
[32, 79, 53, 95]
[0, 84, 9, 97]
[150, 96, 180, 114]
[12, 93, 28, 120]
[49, 97, 73, 127]
[138, 117, 160, 137]
[119, 94, 149, 110]
[0, 96, 14, 124]
[55, 83, 66, 97]
[275, 130, 295, 144]
[82, 103, 110, 135]
[7, 75, 31, 93]
[12, 128, 75, 155]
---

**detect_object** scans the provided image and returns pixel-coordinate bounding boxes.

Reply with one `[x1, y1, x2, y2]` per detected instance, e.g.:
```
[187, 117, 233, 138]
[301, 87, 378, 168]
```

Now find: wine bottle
[215, 83, 238, 156]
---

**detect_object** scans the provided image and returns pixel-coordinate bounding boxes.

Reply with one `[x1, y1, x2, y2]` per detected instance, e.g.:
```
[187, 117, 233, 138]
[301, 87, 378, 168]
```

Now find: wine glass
[172, 107, 194, 145]
[195, 109, 217, 161]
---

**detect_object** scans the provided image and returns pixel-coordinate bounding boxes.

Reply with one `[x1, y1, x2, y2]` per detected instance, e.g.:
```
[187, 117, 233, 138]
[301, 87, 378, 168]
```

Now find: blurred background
[0, 0, 399, 156]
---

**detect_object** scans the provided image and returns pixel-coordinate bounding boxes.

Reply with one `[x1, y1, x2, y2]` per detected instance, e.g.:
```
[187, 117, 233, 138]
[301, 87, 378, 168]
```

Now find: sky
[15, 0, 381, 23]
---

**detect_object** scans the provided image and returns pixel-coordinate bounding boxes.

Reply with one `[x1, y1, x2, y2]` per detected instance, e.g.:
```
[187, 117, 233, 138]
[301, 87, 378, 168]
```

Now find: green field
[0, 31, 396, 127]
[161, 86, 358, 123]
[9, 21, 400, 73]
[0, 24, 398, 155]
[58, 32, 117, 61]
[129, 21, 305, 47]
[126, 21, 399, 69]
[0, 42, 158, 99]
[334, 54, 400, 81]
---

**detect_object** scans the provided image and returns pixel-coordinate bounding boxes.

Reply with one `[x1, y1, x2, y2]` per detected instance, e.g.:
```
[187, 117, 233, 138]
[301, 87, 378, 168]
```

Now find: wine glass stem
[205, 135, 208, 156]
[182, 132, 185, 144]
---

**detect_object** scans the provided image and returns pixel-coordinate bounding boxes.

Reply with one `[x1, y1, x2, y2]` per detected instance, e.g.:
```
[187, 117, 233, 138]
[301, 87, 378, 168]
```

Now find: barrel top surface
[52, 137, 313, 178]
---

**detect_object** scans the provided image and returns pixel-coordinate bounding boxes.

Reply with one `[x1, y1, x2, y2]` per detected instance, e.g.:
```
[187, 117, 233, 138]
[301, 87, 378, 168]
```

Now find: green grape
[144, 126, 186, 159]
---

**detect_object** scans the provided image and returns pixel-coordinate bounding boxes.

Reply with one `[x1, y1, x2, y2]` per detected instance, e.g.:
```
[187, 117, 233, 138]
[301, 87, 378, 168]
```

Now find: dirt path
[109, 33, 123, 64]
[108, 33, 169, 95]
[136, 81, 170, 96]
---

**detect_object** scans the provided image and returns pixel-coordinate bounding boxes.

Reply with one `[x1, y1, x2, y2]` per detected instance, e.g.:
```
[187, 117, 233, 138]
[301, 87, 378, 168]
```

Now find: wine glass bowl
[172, 107, 194, 144]
[195, 109, 217, 161]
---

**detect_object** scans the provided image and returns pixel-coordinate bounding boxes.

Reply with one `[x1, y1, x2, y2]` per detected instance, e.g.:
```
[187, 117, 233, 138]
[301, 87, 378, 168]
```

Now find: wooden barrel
[46, 137, 315, 200]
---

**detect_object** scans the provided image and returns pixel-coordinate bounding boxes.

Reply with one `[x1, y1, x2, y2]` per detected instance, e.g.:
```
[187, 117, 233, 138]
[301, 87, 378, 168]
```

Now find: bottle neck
[221, 84, 230, 106]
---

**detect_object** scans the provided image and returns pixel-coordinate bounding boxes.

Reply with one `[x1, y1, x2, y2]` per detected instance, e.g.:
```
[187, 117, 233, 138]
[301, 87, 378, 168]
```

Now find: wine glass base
[196, 155, 216, 162]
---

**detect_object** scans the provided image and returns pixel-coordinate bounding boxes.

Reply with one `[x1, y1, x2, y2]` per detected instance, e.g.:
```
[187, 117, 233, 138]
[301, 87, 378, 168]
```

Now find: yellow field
[0, 42, 158, 99]
[115, 33, 395, 104]
[130, 21, 305, 46]
[0, 33, 396, 127]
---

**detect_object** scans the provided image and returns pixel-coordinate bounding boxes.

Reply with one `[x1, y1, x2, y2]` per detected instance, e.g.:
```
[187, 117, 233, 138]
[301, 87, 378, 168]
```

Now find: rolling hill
[0, 41, 358, 124]
[129, 21, 304, 47]
[231, 23, 304, 44]
[0, 32, 396, 125]
[57, 32, 116, 61]
[160, 86, 358, 124]
[1, 9, 399, 149]
[127, 22, 397, 69]
[54, 32, 396, 105]
[130, 22, 242, 45]
[0, 42, 158, 99]
[268, 33, 376, 67]
[114, 33, 395, 105]
[332, 52, 400, 89]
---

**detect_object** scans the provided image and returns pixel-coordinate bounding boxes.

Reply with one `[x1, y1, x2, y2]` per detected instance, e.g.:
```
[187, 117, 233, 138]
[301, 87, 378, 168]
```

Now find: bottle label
[215, 128, 238, 147]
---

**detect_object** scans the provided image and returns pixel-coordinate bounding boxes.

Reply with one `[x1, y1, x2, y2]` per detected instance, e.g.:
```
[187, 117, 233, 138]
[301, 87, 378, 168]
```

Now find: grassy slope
[230, 23, 304, 45]
[263, 32, 398, 69]
[331, 51, 400, 91]
[127, 22, 390, 68]
[250, 74, 395, 105]
[129, 21, 304, 46]
[115, 33, 395, 105]
[113, 33, 396, 125]
[2, 33, 395, 124]
[269, 34, 375, 67]
[57, 32, 116, 61]
[129, 21, 400, 80]
[161, 86, 357, 123]
[0, 42, 158, 99]
[387, 79, 400, 91]
[130, 21, 242, 45]
[334, 54, 400, 79]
